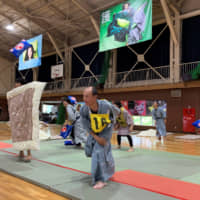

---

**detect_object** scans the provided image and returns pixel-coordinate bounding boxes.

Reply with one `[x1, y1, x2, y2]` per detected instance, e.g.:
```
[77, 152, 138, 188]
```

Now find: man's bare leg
[18, 151, 24, 160]
[24, 150, 32, 162]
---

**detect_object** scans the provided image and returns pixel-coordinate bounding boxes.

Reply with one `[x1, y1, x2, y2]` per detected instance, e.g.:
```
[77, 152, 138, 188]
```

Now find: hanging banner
[51, 64, 64, 79]
[99, 0, 152, 52]
[133, 100, 146, 116]
[19, 34, 43, 71]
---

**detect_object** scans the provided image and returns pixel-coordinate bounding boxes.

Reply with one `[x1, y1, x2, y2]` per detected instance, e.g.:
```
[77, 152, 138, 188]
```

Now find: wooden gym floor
[0, 123, 70, 200]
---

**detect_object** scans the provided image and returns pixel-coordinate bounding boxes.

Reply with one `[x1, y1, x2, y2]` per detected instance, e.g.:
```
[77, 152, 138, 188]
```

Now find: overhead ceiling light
[6, 24, 14, 31]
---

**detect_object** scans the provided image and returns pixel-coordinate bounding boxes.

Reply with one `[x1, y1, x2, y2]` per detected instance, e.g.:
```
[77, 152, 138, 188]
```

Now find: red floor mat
[0, 142, 12, 149]
[111, 169, 200, 200]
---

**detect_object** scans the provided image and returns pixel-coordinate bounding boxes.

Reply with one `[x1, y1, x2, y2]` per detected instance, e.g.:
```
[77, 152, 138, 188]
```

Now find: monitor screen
[42, 104, 57, 114]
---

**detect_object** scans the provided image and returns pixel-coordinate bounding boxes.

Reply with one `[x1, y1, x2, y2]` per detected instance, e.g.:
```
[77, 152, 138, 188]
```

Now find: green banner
[99, 0, 152, 52]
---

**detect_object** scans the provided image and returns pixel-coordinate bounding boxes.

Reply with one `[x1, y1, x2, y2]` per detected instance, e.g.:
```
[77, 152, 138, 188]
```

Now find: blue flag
[10, 40, 32, 58]
[68, 96, 77, 105]
[192, 120, 200, 128]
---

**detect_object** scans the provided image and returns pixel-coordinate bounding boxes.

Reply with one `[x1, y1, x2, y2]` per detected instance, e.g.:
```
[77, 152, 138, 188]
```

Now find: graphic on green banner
[99, 0, 152, 52]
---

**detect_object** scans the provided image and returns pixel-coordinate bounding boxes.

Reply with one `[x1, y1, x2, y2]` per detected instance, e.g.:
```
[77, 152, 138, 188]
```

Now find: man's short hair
[92, 87, 98, 96]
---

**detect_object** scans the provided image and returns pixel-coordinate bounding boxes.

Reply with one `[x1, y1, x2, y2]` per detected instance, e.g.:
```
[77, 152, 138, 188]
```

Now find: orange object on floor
[111, 169, 200, 200]
[0, 142, 12, 149]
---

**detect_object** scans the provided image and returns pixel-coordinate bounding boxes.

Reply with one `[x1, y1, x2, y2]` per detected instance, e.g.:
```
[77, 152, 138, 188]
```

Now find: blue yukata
[66, 104, 87, 144]
[80, 100, 120, 185]
[152, 107, 166, 136]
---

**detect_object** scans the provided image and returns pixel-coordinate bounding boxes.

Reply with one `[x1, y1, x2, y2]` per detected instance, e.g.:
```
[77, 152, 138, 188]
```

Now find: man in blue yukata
[152, 101, 167, 142]
[80, 86, 120, 189]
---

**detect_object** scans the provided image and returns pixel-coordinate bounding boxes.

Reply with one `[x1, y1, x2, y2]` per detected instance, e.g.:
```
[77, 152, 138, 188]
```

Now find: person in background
[62, 96, 87, 147]
[152, 101, 167, 142]
[56, 98, 66, 125]
[114, 102, 134, 152]
[76, 104, 82, 112]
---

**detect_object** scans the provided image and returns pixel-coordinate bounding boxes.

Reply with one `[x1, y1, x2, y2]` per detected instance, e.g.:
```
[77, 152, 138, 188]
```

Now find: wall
[98, 88, 200, 132]
[0, 57, 14, 95]
[0, 57, 14, 121]
[41, 86, 200, 132]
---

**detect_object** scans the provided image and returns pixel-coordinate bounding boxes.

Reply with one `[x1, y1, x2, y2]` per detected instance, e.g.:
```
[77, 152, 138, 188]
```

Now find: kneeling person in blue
[62, 96, 87, 147]
[80, 87, 120, 189]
